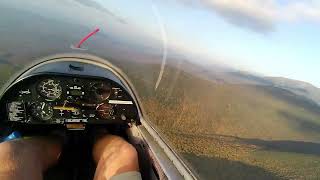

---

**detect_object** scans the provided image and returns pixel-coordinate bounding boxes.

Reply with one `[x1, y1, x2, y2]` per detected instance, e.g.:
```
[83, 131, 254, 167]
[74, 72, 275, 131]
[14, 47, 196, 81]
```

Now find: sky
[2, 0, 319, 87]
[95, 0, 320, 87]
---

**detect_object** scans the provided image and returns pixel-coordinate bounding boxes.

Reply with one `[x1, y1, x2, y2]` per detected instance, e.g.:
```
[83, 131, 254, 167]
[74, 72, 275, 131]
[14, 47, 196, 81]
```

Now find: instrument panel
[1, 74, 138, 129]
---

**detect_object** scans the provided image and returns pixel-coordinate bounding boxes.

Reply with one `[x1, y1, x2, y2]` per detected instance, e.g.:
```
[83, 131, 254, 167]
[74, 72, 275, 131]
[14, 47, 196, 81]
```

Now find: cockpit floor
[44, 131, 96, 180]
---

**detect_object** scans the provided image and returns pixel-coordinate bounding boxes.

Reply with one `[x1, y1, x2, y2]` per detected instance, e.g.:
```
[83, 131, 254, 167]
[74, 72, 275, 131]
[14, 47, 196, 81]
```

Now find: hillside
[266, 77, 320, 106]
[124, 61, 320, 180]
[186, 66, 320, 106]
[184, 63, 320, 105]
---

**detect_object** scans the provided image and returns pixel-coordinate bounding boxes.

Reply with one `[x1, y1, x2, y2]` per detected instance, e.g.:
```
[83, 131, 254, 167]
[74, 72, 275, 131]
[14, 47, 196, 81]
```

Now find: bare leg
[93, 135, 139, 180]
[0, 137, 62, 180]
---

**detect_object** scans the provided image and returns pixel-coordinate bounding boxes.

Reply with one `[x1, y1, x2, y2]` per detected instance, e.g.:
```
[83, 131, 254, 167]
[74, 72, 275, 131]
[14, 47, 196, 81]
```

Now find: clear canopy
[1, 1, 320, 179]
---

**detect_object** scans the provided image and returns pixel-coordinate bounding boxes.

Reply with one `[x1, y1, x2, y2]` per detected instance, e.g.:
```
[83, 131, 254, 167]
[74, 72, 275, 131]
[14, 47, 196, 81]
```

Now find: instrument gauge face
[30, 102, 53, 121]
[37, 79, 62, 100]
[96, 103, 112, 119]
[91, 82, 111, 102]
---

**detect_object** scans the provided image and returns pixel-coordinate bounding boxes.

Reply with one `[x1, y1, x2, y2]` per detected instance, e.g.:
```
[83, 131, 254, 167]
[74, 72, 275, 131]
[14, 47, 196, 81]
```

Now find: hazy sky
[96, 0, 319, 87]
[2, 0, 319, 87]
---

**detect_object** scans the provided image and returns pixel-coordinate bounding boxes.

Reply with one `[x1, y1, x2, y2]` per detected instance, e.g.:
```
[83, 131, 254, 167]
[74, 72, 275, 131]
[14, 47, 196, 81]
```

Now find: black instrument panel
[1, 74, 138, 128]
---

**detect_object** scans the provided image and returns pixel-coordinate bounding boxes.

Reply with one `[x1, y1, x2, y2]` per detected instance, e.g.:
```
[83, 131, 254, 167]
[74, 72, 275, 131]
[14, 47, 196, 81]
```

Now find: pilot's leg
[93, 135, 141, 180]
[0, 137, 62, 180]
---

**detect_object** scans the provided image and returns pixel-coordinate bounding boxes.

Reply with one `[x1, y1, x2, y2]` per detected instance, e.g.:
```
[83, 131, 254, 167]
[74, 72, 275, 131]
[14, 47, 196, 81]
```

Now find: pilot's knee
[0, 140, 30, 157]
[0, 141, 20, 173]
[0, 140, 40, 172]
[0, 138, 61, 171]
[93, 135, 138, 163]
[0, 140, 17, 159]
[118, 141, 138, 161]
[109, 137, 139, 171]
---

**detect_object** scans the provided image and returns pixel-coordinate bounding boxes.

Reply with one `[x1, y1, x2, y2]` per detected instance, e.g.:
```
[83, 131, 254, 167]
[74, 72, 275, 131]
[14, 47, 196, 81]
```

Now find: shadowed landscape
[122, 60, 320, 180]
[183, 153, 281, 180]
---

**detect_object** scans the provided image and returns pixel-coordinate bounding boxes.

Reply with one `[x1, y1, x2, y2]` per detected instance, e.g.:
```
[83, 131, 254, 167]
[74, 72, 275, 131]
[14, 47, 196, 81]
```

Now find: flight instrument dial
[30, 102, 53, 121]
[37, 79, 62, 100]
